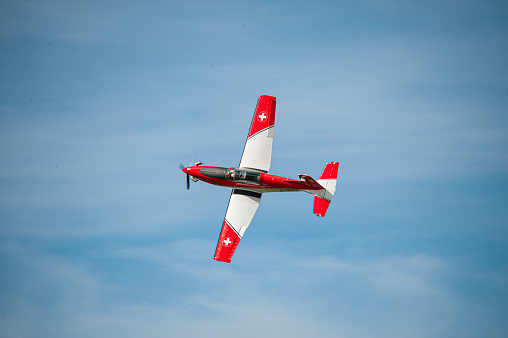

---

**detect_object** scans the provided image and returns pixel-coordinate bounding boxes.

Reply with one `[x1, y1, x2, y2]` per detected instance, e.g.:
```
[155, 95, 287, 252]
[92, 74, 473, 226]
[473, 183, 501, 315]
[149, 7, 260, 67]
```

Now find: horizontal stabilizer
[314, 196, 331, 217]
[298, 174, 324, 189]
[311, 162, 339, 217]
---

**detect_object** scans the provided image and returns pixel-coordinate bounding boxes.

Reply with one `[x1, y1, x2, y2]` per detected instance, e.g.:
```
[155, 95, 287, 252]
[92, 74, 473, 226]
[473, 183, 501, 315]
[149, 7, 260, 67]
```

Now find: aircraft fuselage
[182, 166, 323, 193]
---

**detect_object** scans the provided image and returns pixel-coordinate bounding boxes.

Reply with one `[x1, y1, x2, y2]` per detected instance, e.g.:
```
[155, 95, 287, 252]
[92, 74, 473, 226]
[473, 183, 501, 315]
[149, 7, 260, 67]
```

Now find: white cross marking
[258, 112, 267, 122]
[223, 238, 232, 246]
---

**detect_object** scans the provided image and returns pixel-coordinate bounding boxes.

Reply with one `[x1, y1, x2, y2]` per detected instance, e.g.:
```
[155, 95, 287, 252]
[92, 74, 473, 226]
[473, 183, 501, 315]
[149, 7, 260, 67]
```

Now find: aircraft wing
[214, 189, 262, 263]
[239, 95, 277, 172]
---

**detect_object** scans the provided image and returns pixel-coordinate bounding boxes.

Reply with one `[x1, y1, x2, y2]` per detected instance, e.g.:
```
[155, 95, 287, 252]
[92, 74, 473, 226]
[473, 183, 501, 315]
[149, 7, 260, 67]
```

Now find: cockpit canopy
[228, 168, 261, 184]
[199, 166, 261, 184]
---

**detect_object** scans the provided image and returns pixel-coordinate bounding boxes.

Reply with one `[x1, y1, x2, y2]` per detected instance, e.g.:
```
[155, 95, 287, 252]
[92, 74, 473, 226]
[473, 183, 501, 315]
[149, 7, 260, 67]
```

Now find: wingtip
[213, 256, 232, 263]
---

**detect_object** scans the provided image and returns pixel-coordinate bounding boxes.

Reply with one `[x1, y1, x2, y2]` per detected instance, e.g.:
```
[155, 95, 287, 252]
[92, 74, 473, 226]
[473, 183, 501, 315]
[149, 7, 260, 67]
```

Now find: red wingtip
[214, 221, 241, 263]
[246, 96, 277, 139]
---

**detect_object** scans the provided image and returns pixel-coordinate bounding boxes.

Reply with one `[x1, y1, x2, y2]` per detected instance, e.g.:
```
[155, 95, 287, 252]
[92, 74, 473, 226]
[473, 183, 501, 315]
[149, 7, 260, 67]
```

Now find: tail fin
[313, 162, 339, 217]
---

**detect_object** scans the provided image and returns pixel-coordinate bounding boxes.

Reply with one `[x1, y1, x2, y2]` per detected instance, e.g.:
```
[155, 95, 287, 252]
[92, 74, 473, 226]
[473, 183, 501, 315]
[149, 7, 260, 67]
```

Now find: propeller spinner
[180, 162, 203, 190]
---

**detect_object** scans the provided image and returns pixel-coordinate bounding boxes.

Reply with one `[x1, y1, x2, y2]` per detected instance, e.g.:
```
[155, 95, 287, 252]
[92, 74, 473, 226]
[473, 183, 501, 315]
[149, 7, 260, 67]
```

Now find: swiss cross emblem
[257, 112, 267, 122]
[223, 237, 232, 247]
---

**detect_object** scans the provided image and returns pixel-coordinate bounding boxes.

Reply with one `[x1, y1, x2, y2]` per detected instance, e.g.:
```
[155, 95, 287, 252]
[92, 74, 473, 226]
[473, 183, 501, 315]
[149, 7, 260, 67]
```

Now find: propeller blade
[180, 161, 201, 190]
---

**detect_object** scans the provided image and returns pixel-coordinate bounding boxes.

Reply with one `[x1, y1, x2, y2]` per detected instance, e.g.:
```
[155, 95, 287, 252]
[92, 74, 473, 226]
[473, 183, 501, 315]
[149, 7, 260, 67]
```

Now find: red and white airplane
[181, 95, 339, 263]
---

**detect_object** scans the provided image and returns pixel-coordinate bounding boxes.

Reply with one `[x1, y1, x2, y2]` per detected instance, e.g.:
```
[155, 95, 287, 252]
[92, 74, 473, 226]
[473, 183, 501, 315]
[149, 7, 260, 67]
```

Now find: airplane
[181, 95, 339, 263]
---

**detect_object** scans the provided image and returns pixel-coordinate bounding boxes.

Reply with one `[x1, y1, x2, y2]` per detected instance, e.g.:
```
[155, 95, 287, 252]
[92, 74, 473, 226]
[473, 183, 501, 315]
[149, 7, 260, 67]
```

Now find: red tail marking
[319, 162, 339, 180]
[313, 196, 331, 217]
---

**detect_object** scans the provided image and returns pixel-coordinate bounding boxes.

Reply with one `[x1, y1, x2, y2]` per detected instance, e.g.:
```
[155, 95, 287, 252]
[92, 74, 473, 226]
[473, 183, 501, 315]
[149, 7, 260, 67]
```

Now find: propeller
[180, 162, 203, 190]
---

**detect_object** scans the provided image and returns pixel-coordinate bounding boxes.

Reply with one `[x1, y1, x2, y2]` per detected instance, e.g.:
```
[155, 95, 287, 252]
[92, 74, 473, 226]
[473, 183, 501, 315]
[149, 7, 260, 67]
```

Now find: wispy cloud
[5, 238, 498, 337]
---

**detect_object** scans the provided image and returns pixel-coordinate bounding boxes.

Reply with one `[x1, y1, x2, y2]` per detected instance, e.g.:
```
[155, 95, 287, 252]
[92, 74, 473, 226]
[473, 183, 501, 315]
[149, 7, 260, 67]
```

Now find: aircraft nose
[183, 167, 199, 176]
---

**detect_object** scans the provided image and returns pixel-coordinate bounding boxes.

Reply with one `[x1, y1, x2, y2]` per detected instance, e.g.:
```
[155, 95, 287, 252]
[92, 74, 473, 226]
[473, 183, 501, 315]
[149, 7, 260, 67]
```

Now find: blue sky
[1, 0, 507, 337]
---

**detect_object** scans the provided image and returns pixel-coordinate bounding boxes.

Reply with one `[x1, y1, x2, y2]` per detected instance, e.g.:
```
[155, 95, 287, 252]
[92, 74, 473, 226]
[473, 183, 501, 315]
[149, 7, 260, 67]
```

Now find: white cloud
[295, 254, 446, 297]
[0, 240, 454, 338]
[3, 236, 508, 338]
